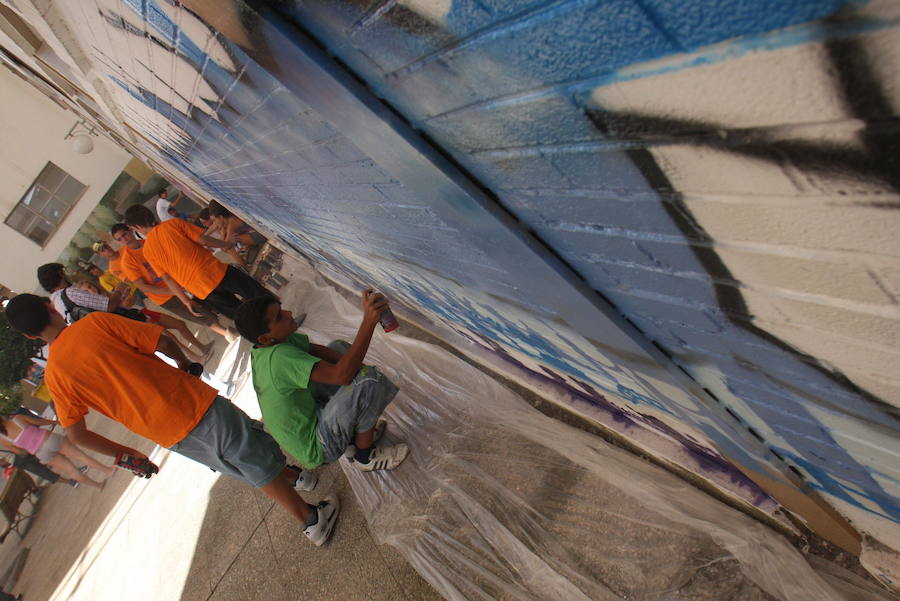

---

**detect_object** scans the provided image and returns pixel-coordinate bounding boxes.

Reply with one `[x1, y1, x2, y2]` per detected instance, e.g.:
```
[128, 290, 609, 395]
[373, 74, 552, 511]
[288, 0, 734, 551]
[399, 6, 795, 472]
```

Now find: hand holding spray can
[378, 297, 399, 333]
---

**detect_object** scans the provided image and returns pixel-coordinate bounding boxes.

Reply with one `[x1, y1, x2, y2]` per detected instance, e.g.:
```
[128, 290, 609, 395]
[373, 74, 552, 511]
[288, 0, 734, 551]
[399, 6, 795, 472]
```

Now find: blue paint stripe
[599, 14, 900, 89]
[423, 14, 899, 122]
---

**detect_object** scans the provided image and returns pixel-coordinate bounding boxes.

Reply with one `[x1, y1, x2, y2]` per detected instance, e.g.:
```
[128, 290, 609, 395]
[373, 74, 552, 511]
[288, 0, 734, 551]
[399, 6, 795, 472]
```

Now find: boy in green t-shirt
[235, 289, 408, 474]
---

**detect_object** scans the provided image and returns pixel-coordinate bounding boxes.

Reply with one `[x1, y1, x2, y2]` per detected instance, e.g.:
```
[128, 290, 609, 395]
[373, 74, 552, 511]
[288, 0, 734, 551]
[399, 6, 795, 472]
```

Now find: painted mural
[262, 0, 900, 550]
[38, 0, 900, 563]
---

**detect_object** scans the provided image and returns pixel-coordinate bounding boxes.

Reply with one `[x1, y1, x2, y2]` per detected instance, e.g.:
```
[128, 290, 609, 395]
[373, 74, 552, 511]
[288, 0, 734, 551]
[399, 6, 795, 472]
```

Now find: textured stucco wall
[29, 0, 900, 564]
[264, 0, 900, 552]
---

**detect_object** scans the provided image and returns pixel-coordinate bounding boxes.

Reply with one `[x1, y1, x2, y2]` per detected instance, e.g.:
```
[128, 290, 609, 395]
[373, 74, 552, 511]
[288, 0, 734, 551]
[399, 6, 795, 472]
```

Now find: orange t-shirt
[45, 312, 216, 447]
[119, 245, 173, 306]
[108, 255, 124, 278]
[142, 219, 227, 300]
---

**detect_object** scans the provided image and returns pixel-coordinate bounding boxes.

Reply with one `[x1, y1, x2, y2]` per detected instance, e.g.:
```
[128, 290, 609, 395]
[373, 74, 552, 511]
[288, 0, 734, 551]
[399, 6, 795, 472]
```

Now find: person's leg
[13, 454, 60, 484]
[48, 455, 104, 489]
[258, 467, 311, 523]
[57, 439, 114, 476]
[170, 397, 330, 532]
[355, 428, 375, 451]
[316, 351, 405, 470]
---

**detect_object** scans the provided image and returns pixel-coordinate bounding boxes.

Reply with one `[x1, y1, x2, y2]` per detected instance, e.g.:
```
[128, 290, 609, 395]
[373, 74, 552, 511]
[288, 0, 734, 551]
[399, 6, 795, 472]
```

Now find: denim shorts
[314, 341, 399, 464]
[170, 396, 286, 487]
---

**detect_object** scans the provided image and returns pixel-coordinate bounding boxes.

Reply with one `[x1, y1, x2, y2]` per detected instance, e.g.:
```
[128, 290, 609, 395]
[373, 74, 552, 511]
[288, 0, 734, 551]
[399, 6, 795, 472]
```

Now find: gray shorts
[315, 341, 399, 464]
[170, 396, 286, 487]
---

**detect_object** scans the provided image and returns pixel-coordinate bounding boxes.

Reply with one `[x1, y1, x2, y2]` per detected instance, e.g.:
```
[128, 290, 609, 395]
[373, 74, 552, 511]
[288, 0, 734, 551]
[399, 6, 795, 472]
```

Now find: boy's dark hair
[124, 205, 157, 228]
[5, 294, 52, 337]
[36, 263, 65, 292]
[234, 296, 279, 343]
[197, 208, 210, 220]
[208, 200, 232, 219]
[110, 223, 129, 237]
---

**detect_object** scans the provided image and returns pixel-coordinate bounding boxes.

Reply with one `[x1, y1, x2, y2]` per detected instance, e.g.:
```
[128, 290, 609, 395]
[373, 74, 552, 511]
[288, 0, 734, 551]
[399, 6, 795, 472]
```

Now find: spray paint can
[379, 306, 399, 333]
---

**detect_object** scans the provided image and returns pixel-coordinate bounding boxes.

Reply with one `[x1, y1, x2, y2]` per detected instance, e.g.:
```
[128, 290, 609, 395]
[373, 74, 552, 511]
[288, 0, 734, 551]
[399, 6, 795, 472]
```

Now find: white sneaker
[355, 443, 409, 472]
[303, 495, 340, 546]
[342, 419, 388, 459]
[292, 467, 318, 492]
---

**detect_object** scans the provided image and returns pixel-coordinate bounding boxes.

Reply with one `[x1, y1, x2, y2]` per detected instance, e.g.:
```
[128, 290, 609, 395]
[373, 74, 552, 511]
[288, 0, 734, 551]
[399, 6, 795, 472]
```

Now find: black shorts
[202, 265, 275, 319]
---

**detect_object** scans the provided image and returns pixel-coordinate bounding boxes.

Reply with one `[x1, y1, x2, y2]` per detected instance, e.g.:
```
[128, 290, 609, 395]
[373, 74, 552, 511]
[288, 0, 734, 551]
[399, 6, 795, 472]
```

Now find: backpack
[59, 288, 95, 323]
[59, 288, 145, 324]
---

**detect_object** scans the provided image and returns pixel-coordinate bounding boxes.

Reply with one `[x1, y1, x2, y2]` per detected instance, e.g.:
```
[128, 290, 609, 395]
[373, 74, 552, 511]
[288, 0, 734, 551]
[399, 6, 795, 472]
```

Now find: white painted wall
[0, 65, 130, 293]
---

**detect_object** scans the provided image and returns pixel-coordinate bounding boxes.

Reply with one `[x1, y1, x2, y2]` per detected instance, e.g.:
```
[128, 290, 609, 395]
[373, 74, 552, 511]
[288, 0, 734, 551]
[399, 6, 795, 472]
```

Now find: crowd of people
[3, 192, 409, 550]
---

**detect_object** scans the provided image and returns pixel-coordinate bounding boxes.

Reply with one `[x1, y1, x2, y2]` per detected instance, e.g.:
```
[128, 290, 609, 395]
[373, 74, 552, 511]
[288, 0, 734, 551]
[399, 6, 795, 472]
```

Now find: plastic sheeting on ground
[275, 257, 892, 601]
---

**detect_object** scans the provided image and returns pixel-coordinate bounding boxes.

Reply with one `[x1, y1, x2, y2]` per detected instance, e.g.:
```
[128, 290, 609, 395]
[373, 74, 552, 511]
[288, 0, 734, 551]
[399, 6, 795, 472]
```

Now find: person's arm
[169, 191, 183, 208]
[223, 217, 239, 242]
[18, 414, 57, 428]
[106, 287, 126, 311]
[112, 283, 137, 308]
[202, 219, 222, 238]
[197, 233, 237, 249]
[307, 344, 344, 364]
[156, 332, 191, 370]
[160, 273, 204, 317]
[127, 276, 172, 297]
[0, 438, 25, 456]
[65, 418, 147, 459]
[309, 289, 386, 386]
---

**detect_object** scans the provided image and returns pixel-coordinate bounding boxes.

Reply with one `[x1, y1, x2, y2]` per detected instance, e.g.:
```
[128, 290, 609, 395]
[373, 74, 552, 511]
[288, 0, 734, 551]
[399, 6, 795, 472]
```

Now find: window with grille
[5, 162, 86, 247]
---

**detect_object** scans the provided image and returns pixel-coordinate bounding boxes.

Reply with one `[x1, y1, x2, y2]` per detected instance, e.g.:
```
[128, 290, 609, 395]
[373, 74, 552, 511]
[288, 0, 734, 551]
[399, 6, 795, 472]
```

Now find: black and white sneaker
[355, 443, 409, 472]
[303, 495, 340, 546]
[291, 466, 318, 492]
[342, 419, 388, 460]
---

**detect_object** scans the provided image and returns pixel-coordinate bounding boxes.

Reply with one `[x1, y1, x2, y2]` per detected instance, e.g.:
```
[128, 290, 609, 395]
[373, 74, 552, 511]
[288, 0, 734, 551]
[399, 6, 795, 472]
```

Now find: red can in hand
[379, 307, 399, 333]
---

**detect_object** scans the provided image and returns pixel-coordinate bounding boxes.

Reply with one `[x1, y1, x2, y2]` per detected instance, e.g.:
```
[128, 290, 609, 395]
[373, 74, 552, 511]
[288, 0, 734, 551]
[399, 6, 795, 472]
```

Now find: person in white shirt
[155, 189, 183, 222]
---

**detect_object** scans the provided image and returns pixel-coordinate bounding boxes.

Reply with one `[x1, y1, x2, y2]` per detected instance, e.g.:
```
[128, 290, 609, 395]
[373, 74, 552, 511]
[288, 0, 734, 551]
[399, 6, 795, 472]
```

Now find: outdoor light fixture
[64, 119, 98, 154]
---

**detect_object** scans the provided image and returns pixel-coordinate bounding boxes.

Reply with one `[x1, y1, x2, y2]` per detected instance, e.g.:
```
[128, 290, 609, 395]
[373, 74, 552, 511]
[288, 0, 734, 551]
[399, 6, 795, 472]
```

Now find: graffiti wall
[28, 0, 899, 560]
[261, 0, 900, 553]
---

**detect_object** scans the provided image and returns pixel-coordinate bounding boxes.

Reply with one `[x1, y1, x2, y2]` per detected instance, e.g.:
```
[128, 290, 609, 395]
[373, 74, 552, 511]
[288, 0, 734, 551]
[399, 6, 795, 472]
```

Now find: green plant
[0, 384, 22, 414]
[0, 308, 44, 390]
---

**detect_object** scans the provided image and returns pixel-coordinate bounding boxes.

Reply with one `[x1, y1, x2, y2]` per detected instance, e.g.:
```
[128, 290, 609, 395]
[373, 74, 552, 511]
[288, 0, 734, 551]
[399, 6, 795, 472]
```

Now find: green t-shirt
[250, 333, 323, 468]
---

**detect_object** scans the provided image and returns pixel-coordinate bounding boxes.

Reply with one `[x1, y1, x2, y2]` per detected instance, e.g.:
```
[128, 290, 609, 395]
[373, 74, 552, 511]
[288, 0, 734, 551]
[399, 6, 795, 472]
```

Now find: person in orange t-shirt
[4, 294, 340, 546]
[111, 223, 231, 342]
[124, 205, 273, 320]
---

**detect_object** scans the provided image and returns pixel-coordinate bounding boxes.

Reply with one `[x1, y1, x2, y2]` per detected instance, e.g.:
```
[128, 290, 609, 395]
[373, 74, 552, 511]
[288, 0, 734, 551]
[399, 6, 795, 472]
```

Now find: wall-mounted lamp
[64, 119, 99, 154]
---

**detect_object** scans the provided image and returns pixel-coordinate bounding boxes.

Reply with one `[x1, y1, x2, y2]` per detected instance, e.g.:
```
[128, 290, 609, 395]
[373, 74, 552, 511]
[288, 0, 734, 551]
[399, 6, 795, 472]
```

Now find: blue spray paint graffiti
[264, 0, 900, 541]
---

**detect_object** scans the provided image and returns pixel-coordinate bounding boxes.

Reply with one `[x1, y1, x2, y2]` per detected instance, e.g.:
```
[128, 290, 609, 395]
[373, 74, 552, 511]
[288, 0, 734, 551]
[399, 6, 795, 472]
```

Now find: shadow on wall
[49, 0, 900, 565]
[261, 0, 900, 550]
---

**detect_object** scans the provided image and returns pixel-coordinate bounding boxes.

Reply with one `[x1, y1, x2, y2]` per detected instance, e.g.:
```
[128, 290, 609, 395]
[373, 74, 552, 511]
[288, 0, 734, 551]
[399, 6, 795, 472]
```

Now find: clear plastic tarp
[269, 257, 892, 601]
